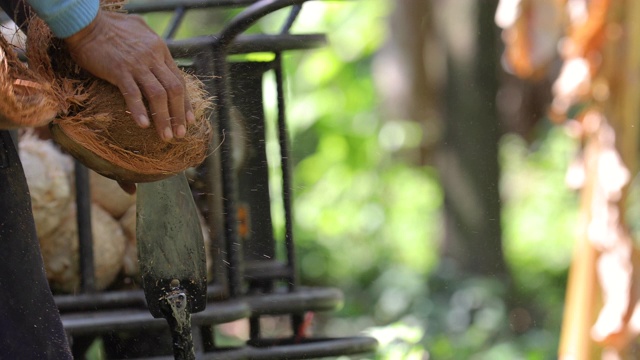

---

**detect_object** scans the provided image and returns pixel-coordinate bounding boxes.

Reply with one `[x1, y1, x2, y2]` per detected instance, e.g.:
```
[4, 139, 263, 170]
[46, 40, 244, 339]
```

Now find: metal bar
[56, 284, 226, 313]
[126, 337, 377, 360]
[125, 0, 335, 13]
[61, 298, 250, 336]
[216, 0, 310, 51]
[246, 286, 343, 316]
[274, 53, 297, 290]
[168, 34, 326, 57]
[244, 260, 290, 281]
[74, 162, 95, 293]
[126, 0, 260, 13]
[55, 289, 147, 312]
[249, 316, 261, 340]
[192, 50, 230, 296]
[200, 325, 216, 352]
[280, 4, 302, 33]
[291, 312, 304, 338]
[203, 337, 379, 360]
[211, 44, 243, 297]
[163, 6, 187, 39]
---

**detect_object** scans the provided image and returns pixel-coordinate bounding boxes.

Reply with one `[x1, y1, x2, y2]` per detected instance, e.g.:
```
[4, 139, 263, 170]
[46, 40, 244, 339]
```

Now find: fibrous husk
[119, 204, 137, 277]
[0, 31, 58, 128]
[39, 203, 126, 293]
[1, 20, 26, 50]
[18, 132, 74, 238]
[119, 203, 213, 280]
[0, 0, 212, 182]
[89, 170, 136, 219]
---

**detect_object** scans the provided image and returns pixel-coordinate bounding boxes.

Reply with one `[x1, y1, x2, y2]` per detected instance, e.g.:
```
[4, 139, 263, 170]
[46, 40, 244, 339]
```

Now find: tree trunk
[374, 0, 440, 165]
[434, 0, 508, 277]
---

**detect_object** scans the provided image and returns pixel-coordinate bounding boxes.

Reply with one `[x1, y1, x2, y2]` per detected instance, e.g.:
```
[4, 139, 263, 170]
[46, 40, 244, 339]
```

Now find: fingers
[137, 71, 175, 141]
[117, 181, 137, 195]
[122, 61, 191, 142]
[118, 76, 150, 129]
[151, 65, 187, 138]
[115, 45, 192, 142]
[166, 59, 196, 126]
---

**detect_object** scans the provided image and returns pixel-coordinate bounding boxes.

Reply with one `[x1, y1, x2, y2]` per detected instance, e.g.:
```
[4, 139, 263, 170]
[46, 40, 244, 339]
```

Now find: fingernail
[187, 111, 196, 124]
[138, 115, 150, 128]
[163, 127, 173, 141]
[176, 125, 186, 138]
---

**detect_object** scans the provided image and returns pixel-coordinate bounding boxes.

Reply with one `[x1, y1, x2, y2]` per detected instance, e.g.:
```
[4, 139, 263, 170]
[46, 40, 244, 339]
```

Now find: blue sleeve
[27, 0, 99, 38]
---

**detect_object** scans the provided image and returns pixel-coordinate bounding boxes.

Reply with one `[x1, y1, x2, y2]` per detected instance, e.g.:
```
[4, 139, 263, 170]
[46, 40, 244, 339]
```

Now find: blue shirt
[27, 0, 99, 38]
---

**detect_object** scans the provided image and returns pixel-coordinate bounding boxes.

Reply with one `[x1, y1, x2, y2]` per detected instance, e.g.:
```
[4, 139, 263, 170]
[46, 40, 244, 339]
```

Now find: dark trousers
[0, 130, 72, 359]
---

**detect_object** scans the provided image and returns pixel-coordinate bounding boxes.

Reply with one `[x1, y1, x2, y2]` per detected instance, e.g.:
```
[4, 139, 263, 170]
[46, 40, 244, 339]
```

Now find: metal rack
[55, 0, 378, 358]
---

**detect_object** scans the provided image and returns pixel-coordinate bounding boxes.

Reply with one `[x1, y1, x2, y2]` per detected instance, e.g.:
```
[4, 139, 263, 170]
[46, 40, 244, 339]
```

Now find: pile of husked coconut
[18, 132, 212, 294]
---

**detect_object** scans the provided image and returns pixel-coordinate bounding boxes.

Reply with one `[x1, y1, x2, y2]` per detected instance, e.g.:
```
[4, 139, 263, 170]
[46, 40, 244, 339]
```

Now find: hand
[117, 181, 137, 195]
[63, 10, 195, 142]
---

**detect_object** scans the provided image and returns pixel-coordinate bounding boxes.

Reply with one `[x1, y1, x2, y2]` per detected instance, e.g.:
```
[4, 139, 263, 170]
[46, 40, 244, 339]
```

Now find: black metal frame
[52, 0, 377, 358]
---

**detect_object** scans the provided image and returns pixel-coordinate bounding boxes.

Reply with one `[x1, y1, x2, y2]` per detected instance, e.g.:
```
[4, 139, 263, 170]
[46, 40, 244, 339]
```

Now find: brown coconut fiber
[0, 1, 212, 182]
[0, 34, 59, 128]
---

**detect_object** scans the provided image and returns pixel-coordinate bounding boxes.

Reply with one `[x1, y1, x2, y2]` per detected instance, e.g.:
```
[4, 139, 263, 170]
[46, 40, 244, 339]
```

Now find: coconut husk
[18, 132, 74, 238]
[0, 1, 212, 182]
[89, 170, 136, 219]
[0, 31, 59, 128]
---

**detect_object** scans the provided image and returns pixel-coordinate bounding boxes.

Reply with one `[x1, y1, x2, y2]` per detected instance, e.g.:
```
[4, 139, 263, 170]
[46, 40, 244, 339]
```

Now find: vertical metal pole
[195, 50, 230, 296]
[200, 325, 216, 352]
[75, 161, 95, 293]
[274, 7, 303, 329]
[212, 43, 244, 297]
[163, 6, 186, 40]
[274, 53, 297, 290]
[249, 315, 261, 341]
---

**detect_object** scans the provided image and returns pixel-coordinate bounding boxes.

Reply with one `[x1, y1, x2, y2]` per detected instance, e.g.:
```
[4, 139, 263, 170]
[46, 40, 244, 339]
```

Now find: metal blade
[136, 172, 207, 319]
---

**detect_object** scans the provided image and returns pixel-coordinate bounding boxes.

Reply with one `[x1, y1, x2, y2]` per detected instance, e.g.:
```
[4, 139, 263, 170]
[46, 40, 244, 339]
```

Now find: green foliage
[267, 0, 441, 296]
[255, 1, 578, 359]
[365, 323, 427, 359]
[501, 126, 579, 280]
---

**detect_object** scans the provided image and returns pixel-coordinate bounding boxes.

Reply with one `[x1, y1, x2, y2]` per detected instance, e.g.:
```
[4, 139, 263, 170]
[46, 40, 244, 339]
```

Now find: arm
[26, 0, 97, 38]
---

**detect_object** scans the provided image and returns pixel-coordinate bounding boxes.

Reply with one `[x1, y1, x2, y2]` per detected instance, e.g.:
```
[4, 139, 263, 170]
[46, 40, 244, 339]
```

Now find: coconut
[40, 203, 127, 293]
[18, 132, 74, 238]
[90, 170, 136, 219]
[0, 1, 212, 181]
[119, 203, 213, 280]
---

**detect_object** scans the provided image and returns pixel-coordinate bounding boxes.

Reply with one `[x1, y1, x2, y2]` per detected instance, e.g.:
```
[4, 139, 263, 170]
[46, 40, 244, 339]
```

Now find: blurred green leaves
[269, 0, 578, 357]
[258, 0, 577, 358]
[267, 0, 441, 291]
[146, 0, 579, 358]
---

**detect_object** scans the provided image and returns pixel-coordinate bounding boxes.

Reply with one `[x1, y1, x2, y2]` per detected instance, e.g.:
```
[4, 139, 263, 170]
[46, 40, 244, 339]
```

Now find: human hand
[117, 180, 137, 195]
[63, 10, 195, 142]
